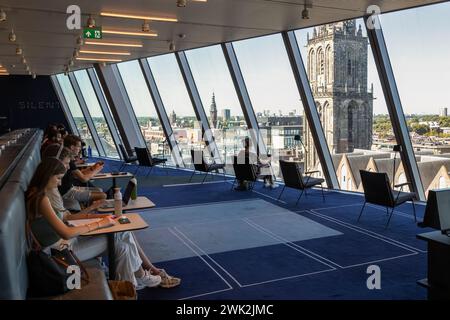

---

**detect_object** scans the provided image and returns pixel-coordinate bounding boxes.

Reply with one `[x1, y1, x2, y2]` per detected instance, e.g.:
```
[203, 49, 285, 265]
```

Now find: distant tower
[210, 93, 218, 129]
[440, 107, 448, 117]
[304, 20, 373, 170]
[170, 110, 177, 126]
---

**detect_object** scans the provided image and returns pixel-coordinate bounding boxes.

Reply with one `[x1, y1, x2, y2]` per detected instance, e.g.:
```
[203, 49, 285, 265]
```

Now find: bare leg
[132, 233, 160, 274]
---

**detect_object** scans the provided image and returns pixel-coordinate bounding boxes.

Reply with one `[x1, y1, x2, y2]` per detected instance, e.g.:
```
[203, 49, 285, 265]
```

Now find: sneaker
[264, 181, 271, 188]
[158, 269, 181, 289]
[270, 183, 279, 189]
[136, 270, 161, 290]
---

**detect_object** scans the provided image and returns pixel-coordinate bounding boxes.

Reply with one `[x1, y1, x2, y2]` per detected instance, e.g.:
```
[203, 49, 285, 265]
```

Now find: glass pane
[295, 19, 402, 192]
[382, 2, 450, 197]
[74, 70, 119, 159]
[148, 53, 205, 168]
[233, 34, 307, 180]
[56, 74, 98, 156]
[117, 60, 172, 165]
[185, 45, 248, 173]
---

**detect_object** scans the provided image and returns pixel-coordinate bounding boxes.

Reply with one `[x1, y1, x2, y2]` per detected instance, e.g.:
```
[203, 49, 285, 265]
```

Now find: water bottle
[114, 188, 123, 217]
[88, 145, 92, 158]
[130, 177, 137, 200]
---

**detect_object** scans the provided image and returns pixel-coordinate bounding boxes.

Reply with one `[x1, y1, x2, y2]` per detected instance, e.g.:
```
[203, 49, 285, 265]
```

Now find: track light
[177, 0, 187, 7]
[16, 47, 22, 55]
[142, 20, 150, 32]
[169, 41, 175, 51]
[9, 30, 16, 42]
[21, 57, 26, 64]
[69, 59, 74, 67]
[73, 49, 79, 58]
[32, 73, 36, 79]
[302, 7, 309, 19]
[25, 66, 30, 72]
[0, 10, 6, 22]
[77, 36, 84, 45]
[87, 15, 96, 28]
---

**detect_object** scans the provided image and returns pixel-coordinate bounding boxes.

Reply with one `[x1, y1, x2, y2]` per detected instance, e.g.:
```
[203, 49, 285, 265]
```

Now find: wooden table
[91, 172, 134, 189]
[81, 213, 148, 279]
[97, 196, 155, 213]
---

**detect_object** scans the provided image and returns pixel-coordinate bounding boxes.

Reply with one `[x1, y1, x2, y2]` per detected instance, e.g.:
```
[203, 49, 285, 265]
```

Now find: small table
[81, 213, 148, 280]
[417, 230, 450, 299]
[91, 172, 134, 189]
[97, 196, 155, 213]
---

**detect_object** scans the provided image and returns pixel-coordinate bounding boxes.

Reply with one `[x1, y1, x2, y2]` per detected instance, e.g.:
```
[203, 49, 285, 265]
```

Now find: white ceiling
[0, 0, 444, 75]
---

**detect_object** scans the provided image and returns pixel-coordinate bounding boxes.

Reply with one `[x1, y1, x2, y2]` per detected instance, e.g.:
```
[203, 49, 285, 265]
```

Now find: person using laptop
[60, 135, 106, 211]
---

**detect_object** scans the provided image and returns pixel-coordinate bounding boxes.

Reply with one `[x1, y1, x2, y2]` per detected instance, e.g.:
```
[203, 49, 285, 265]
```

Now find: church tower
[304, 20, 373, 170]
[209, 92, 218, 129]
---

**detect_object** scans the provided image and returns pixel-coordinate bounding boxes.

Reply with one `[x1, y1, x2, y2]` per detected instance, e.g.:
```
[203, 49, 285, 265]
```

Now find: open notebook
[67, 218, 103, 227]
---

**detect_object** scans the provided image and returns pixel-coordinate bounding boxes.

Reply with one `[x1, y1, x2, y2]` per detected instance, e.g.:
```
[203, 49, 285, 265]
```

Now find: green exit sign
[83, 27, 102, 39]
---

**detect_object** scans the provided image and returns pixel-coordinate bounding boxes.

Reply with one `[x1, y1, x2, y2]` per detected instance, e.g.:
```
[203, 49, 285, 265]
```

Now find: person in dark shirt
[59, 135, 106, 210]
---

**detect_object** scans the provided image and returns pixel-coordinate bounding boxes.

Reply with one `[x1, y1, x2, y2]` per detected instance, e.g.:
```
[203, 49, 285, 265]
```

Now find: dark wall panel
[0, 75, 68, 133]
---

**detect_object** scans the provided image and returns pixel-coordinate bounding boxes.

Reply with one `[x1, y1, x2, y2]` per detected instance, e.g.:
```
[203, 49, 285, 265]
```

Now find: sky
[64, 2, 450, 119]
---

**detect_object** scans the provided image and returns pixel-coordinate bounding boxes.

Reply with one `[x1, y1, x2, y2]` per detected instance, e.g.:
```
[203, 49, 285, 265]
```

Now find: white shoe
[264, 181, 271, 188]
[270, 183, 279, 189]
[136, 270, 161, 290]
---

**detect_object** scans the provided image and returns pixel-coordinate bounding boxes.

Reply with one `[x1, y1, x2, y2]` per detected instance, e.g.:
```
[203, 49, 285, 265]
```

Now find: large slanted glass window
[73, 70, 119, 158]
[56, 74, 99, 156]
[295, 19, 402, 192]
[117, 60, 172, 164]
[185, 45, 247, 173]
[232, 34, 308, 179]
[381, 2, 450, 198]
[147, 53, 203, 168]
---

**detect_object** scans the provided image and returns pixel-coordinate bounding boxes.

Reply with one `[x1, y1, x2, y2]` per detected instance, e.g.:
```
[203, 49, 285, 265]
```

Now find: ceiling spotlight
[0, 9, 6, 22]
[302, 7, 309, 19]
[73, 49, 79, 58]
[169, 41, 175, 51]
[32, 73, 36, 79]
[177, 0, 187, 7]
[16, 47, 22, 55]
[25, 66, 30, 72]
[142, 20, 150, 32]
[69, 59, 74, 67]
[9, 30, 16, 42]
[178, 33, 186, 39]
[77, 36, 84, 45]
[87, 15, 96, 28]
[21, 57, 26, 64]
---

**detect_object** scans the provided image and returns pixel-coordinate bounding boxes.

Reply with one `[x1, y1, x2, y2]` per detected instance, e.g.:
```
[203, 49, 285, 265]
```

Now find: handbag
[27, 222, 89, 297]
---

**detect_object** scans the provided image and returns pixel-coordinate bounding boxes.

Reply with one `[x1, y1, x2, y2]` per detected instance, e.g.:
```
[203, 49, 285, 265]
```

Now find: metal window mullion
[68, 73, 106, 157]
[365, 15, 425, 201]
[139, 58, 185, 167]
[51, 75, 79, 135]
[282, 31, 339, 189]
[94, 64, 146, 152]
[87, 68, 123, 159]
[222, 42, 269, 157]
[175, 51, 222, 163]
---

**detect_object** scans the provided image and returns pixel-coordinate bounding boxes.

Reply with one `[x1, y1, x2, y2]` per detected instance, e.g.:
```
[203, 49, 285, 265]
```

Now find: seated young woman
[26, 157, 180, 290]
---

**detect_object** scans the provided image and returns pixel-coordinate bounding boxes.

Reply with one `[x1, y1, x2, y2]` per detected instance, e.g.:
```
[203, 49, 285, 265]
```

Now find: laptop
[101, 180, 135, 208]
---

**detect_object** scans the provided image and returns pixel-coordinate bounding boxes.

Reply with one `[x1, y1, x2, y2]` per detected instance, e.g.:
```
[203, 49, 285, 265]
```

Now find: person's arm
[72, 164, 104, 183]
[40, 196, 115, 239]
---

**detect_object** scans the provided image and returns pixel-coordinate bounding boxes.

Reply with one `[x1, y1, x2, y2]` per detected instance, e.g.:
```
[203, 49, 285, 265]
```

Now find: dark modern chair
[230, 155, 259, 190]
[118, 144, 139, 173]
[189, 149, 226, 183]
[134, 147, 168, 176]
[358, 170, 416, 228]
[277, 160, 325, 204]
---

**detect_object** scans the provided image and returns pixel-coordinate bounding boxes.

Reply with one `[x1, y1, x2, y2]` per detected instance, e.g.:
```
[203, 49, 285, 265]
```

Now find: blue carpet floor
[91, 159, 433, 300]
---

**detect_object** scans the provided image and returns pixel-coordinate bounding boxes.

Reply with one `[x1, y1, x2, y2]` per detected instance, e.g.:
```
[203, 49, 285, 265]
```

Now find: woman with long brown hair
[26, 158, 164, 289]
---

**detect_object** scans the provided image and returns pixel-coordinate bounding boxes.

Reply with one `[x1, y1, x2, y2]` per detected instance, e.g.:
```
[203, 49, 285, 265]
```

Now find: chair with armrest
[358, 170, 416, 228]
[134, 147, 168, 176]
[277, 160, 325, 204]
[118, 144, 139, 173]
[230, 155, 259, 190]
[189, 149, 226, 183]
